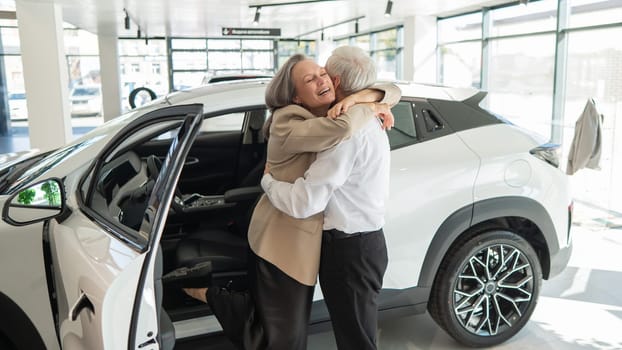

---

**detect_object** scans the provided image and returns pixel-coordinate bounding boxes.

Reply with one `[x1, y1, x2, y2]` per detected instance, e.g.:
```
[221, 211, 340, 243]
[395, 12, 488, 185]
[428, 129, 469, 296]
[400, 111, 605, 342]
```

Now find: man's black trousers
[319, 228, 388, 350]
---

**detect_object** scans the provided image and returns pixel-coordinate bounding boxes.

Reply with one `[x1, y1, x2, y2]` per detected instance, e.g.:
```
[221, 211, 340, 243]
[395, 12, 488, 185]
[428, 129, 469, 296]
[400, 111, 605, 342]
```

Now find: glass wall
[169, 37, 277, 90]
[438, 0, 622, 215]
[0, 20, 27, 126]
[487, 34, 556, 139]
[334, 26, 403, 80]
[64, 24, 104, 129]
[564, 23, 622, 211]
[437, 13, 482, 88]
[118, 38, 168, 112]
[277, 40, 316, 68]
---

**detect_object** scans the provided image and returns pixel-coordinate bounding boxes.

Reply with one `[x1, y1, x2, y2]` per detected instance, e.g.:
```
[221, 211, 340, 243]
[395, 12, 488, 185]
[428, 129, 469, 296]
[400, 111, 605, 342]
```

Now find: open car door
[46, 104, 203, 350]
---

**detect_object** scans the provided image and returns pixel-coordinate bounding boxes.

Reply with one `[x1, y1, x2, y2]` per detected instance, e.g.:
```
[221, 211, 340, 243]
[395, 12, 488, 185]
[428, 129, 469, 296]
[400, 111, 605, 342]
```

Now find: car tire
[128, 87, 157, 109]
[428, 229, 542, 347]
[0, 333, 15, 350]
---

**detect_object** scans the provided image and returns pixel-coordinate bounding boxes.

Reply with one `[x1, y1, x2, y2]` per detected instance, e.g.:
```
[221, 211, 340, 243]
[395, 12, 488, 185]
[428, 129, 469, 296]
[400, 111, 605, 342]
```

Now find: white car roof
[165, 79, 480, 109]
[164, 79, 271, 113]
[392, 81, 480, 101]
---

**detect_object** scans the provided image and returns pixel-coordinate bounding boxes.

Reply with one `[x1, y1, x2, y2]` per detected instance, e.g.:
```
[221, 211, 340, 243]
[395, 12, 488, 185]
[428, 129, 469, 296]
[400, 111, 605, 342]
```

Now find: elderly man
[262, 45, 398, 350]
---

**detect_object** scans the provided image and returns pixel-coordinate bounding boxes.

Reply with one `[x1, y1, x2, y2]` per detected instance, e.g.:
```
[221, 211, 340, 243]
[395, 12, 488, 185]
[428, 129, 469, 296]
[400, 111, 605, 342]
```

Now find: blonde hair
[325, 46, 376, 96]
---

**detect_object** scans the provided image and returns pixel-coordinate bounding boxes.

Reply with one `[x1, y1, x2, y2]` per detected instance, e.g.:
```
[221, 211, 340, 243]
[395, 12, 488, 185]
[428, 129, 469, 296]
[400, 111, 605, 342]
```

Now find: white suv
[0, 79, 572, 349]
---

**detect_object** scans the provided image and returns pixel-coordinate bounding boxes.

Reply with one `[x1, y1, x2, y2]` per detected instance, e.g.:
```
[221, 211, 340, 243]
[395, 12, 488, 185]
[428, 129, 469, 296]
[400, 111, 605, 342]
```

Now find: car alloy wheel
[454, 241, 535, 336]
[429, 230, 542, 347]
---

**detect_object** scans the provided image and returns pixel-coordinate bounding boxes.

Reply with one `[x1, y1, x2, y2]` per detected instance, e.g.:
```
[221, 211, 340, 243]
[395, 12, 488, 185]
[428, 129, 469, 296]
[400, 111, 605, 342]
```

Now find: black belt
[323, 228, 381, 240]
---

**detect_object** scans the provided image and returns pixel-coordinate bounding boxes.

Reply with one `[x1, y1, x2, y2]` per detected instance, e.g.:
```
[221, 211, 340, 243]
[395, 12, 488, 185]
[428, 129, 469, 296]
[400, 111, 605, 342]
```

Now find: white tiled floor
[308, 204, 622, 350]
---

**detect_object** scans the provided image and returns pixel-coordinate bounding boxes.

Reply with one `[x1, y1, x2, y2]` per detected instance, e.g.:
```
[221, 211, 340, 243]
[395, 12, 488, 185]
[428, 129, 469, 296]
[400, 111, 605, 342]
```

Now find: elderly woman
[186, 53, 399, 350]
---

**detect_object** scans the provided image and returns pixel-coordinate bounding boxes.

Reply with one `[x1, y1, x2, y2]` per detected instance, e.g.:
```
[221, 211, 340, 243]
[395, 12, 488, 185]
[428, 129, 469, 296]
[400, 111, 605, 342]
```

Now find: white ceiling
[7, 0, 512, 39]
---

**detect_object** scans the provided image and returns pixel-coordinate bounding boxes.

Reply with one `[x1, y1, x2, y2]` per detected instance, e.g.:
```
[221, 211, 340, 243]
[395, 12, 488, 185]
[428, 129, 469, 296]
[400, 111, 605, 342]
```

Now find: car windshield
[72, 87, 99, 96]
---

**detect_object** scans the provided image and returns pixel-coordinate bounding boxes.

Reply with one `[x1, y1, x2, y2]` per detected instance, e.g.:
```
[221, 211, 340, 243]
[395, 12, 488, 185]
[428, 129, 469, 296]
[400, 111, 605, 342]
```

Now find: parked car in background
[0, 79, 572, 349]
[8, 91, 28, 121]
[69, 85, 102, 117]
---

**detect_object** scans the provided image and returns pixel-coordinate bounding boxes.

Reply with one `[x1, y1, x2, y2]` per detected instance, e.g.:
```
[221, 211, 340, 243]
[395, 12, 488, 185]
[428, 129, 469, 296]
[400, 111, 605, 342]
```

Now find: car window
[387, 101, 418, 150]
[149, 112, 246, 142]
[84, 121, 183, 248]
[200, 112, 245, 132]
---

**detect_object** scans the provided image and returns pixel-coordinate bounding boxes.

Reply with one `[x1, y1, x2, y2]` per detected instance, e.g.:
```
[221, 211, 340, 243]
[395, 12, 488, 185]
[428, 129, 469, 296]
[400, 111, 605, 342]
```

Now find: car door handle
[69, 291, 94, 321]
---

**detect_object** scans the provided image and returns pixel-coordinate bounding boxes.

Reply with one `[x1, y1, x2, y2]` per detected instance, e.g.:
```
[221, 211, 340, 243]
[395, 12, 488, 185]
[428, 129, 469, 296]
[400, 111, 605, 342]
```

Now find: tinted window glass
[387, 101, 417, 149]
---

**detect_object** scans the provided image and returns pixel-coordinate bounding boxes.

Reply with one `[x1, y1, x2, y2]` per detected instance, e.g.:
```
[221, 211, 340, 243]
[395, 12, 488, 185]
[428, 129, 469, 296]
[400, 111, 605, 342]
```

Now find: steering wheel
[146, 155, 185, 213]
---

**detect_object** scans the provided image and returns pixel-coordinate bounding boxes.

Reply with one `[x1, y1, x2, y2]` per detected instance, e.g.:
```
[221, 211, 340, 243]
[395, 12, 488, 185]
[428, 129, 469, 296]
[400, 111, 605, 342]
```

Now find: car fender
[418, 196, 559, 289]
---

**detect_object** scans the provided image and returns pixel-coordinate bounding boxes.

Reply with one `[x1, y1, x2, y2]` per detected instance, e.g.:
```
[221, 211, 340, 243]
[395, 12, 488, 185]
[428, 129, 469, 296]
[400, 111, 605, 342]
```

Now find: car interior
[85, 107, 269, 338]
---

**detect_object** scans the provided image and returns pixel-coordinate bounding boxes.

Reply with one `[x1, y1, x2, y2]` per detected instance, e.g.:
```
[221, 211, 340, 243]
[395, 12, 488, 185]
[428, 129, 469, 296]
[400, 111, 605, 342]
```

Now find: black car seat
[168, 110, 268, 289]
[173, 179, 264, 289]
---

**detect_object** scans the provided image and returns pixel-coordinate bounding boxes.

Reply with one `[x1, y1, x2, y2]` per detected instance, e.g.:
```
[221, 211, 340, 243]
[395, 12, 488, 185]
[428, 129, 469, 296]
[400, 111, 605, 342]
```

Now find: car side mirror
[2, 179, 66, 226]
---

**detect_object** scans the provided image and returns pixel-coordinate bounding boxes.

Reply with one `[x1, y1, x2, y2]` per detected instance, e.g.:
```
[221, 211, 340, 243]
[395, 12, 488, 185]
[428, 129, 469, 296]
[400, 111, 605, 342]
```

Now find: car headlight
[529, 143, 561, 168]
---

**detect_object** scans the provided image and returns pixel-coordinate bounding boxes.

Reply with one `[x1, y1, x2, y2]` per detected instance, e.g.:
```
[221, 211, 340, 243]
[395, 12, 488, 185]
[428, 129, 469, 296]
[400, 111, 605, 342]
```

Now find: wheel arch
[0, 292, 47, 350]
[418, 196, 558, 290]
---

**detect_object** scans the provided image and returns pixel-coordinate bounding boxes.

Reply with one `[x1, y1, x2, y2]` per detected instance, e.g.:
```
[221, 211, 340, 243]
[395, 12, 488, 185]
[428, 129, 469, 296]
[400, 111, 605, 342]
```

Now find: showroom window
[169, 38, 276, 90]
[437, 13, 482, 88]
[0, 21, 107, 135]
[487, 34, 556, 140]
[0, 19, 27, 129]
[438, 0, 622, 215]
[277, 40, 316, 68]
[64, 24, 104, 129]
[118, 38, 169, 112]
[334, 26, 403, 80]
[563, 2, 622, 210]
[439, 2, 558, 140]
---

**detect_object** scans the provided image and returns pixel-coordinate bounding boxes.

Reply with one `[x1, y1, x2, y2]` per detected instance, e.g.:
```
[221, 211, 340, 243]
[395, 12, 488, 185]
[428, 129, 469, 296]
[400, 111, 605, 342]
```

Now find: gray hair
[265, 53, 307, 112]
[325, 46, 377, 96]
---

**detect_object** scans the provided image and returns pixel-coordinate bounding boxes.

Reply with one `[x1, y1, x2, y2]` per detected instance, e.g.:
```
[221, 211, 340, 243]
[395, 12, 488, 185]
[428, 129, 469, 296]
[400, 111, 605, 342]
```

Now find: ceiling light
[384, 0, 393, 17]
[253, 7, 261, 25]
[123, 9, 130, 30]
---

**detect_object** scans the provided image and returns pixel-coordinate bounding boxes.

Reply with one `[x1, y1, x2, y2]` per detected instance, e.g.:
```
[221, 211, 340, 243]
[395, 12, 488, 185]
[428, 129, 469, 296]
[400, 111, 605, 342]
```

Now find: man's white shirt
[261, 117, 390, 234]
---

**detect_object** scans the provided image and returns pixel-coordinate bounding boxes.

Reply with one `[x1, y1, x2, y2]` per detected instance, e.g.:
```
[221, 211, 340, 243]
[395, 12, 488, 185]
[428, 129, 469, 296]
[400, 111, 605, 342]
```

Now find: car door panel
[49, 104, 204, 350]
[48, 207, 143, 349]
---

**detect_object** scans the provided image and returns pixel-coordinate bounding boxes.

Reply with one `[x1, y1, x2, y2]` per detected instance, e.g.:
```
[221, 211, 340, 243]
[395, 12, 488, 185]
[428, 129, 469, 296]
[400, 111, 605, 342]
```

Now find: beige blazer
[566, 98, 603, 175]
[248, 84, 401, 286]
